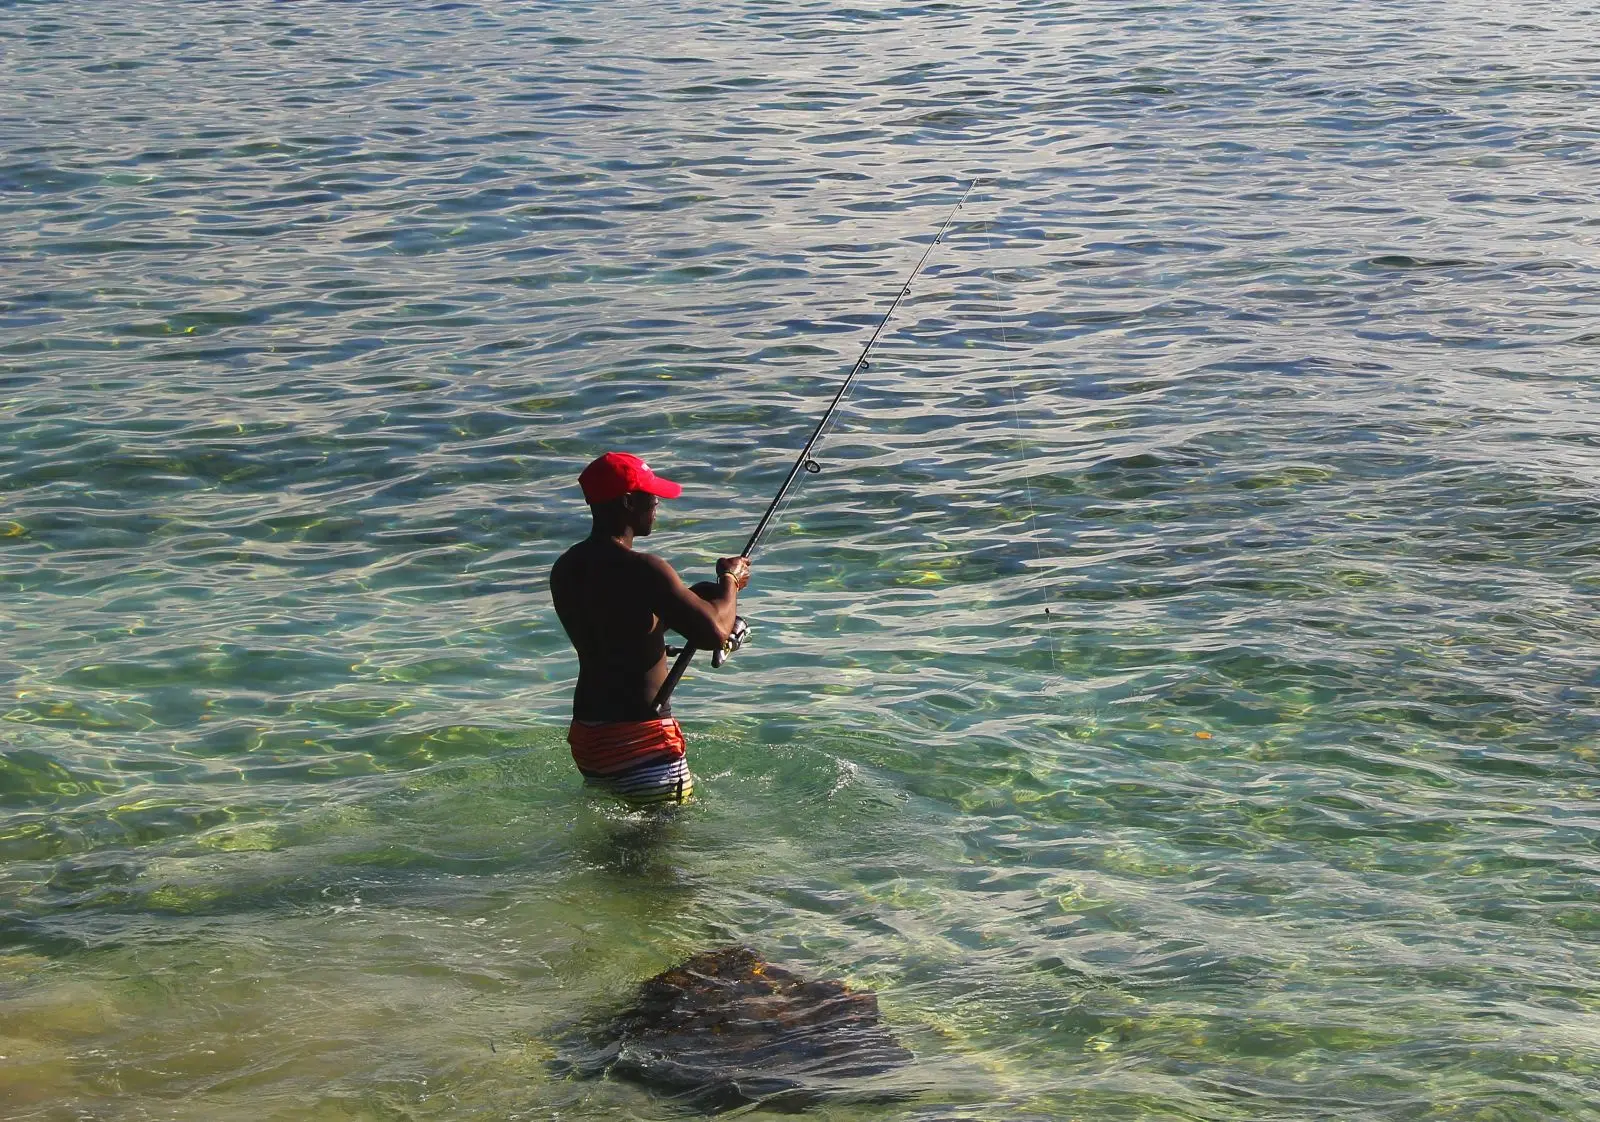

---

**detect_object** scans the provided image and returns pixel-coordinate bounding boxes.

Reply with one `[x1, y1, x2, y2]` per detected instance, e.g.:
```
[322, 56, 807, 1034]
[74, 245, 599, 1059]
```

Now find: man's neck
[590, 523, 634, 549]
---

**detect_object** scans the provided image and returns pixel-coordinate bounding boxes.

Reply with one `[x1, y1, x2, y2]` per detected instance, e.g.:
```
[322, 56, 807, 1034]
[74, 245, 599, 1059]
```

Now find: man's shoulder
[632, 547, 675, 572]
[552, 538, 673, 579]
[550, 539, 585, 581]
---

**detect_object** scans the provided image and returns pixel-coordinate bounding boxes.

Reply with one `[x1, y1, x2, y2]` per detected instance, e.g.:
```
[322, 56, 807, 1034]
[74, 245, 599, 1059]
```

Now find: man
[550, 452, 751, 805]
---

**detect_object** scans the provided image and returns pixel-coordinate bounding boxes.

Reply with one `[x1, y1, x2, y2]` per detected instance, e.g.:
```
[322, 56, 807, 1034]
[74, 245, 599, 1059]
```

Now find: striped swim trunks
[567, 717, 694, 806]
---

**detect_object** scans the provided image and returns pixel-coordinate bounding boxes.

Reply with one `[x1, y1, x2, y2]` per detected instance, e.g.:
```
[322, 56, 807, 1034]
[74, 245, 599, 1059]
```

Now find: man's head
[579, 452, 682, 537]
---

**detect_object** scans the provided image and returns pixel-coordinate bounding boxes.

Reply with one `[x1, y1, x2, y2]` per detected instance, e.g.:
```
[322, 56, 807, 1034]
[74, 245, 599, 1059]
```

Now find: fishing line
[980, 182, 1060, 676]
[737, 178, 980, 560]
[652, 179, 980, 715]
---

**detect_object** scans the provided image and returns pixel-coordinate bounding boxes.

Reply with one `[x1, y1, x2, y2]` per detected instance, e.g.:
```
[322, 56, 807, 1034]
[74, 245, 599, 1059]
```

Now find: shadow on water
[573, 800, 700, 881]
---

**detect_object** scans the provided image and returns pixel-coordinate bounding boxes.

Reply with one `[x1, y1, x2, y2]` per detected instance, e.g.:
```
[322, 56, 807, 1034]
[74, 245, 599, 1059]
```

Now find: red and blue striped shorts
[567, 718, 694, 806]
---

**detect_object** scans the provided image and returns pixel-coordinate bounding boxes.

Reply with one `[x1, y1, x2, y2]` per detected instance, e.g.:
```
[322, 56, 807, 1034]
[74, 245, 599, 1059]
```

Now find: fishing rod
[653, 179, 979, 715]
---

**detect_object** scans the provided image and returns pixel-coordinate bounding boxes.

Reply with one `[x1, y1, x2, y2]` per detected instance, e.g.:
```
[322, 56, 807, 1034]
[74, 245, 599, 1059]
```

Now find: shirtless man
[550, 452, 750, 804]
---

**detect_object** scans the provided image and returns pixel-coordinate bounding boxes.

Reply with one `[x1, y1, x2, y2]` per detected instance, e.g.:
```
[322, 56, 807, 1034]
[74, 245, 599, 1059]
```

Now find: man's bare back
[552, 537, 715, 719]
[550, 454, 749, 723]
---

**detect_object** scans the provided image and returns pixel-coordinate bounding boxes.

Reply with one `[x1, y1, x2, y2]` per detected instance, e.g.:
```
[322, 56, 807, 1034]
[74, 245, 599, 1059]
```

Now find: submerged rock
[560, 945, 913, 1112]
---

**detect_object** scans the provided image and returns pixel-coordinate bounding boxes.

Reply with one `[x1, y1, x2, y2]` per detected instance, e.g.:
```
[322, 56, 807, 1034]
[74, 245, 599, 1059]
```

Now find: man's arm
[642, 554, 748, 650]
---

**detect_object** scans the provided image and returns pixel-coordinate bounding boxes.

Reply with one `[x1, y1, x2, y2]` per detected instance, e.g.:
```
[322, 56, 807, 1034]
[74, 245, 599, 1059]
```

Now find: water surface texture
[3, 0, 1598, 1118]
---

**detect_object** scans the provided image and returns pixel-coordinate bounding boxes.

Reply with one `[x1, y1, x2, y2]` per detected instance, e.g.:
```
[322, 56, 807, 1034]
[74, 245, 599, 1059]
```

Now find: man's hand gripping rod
[652, 180, 978, 716]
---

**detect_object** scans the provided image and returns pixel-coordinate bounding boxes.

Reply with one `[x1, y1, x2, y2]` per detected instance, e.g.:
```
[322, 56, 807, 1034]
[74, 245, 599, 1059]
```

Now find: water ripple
[1, 0, 1597, 1118]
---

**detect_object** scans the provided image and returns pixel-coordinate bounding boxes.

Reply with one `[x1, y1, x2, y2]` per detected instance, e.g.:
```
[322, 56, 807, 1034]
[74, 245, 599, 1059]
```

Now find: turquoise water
[3, 0, 1598, 1118]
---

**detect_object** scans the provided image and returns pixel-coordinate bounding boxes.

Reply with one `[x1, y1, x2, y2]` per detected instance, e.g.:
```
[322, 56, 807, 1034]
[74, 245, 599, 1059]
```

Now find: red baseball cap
[577, 452, 683, 505]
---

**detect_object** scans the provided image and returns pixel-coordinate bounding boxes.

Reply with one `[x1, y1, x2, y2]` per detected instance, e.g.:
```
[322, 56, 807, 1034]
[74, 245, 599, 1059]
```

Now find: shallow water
[2, 0, 1598, 1118]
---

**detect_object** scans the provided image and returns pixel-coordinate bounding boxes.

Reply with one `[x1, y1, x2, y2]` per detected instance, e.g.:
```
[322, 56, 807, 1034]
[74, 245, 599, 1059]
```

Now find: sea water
[2, 1, 1597, 1118]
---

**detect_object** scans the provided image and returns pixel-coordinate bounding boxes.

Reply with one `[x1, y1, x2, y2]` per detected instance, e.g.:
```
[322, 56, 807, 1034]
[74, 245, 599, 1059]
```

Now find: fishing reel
[711, 616, 750, 668]
[665, 616, 750, 667]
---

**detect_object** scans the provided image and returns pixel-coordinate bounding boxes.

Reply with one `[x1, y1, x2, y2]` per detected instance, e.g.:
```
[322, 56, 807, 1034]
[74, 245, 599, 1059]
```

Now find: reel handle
[711, 615, 750, 669]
